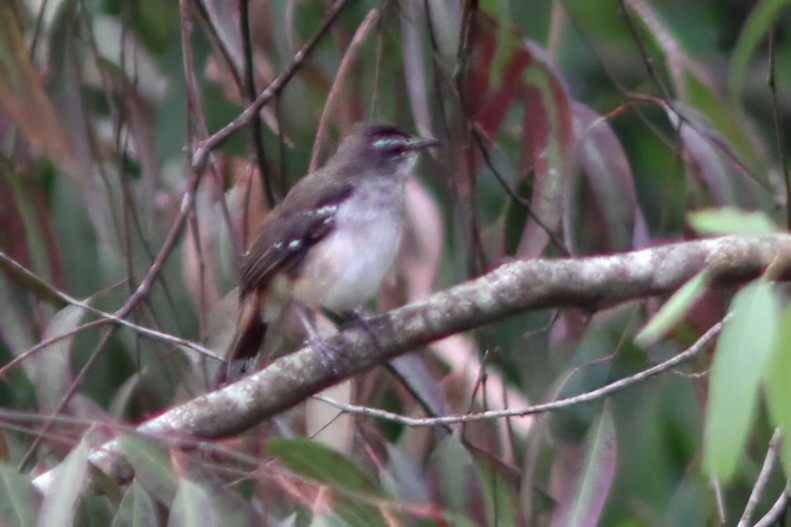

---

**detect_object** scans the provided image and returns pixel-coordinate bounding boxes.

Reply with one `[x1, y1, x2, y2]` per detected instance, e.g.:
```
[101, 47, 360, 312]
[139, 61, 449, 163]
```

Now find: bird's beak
[407, 136, 442, 150]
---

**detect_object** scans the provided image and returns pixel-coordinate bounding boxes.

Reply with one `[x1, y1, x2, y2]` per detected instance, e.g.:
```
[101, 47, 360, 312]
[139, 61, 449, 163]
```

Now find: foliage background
[0, 0, 790, 525]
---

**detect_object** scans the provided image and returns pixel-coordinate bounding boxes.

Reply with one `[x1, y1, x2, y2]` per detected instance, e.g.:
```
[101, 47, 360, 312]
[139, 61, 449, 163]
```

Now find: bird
[220, 122, 440, 383]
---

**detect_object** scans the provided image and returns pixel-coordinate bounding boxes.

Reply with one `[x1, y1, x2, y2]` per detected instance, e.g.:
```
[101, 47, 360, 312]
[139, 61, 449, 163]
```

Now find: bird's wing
[239, 181, 354, 296]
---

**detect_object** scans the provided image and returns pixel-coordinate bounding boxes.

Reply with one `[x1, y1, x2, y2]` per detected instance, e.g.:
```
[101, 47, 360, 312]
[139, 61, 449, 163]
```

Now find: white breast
[290, 179, 405, 313]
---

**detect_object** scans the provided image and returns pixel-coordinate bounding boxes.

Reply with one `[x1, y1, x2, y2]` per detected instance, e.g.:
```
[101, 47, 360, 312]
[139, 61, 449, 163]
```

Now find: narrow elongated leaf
[466, 14, 572, 258]
[268, 438, 386, 527]
[688, 208, 778, 236]
[728, 0, 791, 104]
[428, 436, 477, 514]
[636, 271, 711, 345]
[112, 480, 158, 527]
[267, 437, 381, 496]
[37, 440, 89, 527]
[0, 3, 86, 179]
[0, 462, 39, 526]
[476, 458, 517, 527]
[573, 102, 642, 251]
[167, 479, 219, 527]
[552, 402, 617, 527]
[763, 306, 791, 475]
[118, 435, 177, 504]
[516, 45, 573, 258]
[32, 304, 85, 412]
[704, 280, 779, 482]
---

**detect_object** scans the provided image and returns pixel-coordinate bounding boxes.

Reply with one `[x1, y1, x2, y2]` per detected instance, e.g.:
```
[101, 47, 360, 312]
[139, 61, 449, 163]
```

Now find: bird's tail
[217, 291, 267, 385]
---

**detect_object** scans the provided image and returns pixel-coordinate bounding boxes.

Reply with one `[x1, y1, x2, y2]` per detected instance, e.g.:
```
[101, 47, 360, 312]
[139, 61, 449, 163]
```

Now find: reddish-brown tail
[217, 291, 267, 385]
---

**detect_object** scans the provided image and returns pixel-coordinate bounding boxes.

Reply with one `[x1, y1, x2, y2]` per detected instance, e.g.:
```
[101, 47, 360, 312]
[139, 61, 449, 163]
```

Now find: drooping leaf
[466, 15, 573, 258]
[111, 480, 159, 527]
[167, 479, 219, 527]
[428, 436, 478, 514]
[688, 207, 778, 236]
[636, 271, 711, 346]
[515, 50, 573, 258]
[728, 0, 791, 105]
[75, 495, 114, 527]
[572, 102, 644, 251]
[31, 303, 86, 412]
[37, 440, 90, 527]
[551, 402, 617, 527]
[118, 435, 178, 505]
[0, 3, 87, 179]
[0, 462, 40, 526]
[267, 437, 381, 496]
[268, 437, 386, 527]
[475, 456, 518, 527]
[763, 306, 791, 476]
[671, 111, 738, 207]
[704, 280, 779, 482]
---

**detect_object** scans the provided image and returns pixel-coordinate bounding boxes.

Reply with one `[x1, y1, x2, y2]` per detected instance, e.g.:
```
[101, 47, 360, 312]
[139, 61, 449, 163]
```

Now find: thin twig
[314, 319, 723, 427]
[181, 1, 211, 340]
[738, 429, 782, 527]
[0, 251, 219, 368]
[473, 130, 570, 256]
[618, 0, 672, 100]
[192, 0, 352, 169]
[310, 9, 380, 172]
[18, 328, 116, 471]
[710, 476, 726, 525]
[767, 27, 790, 228]
[754, 489, 789, 527]
[240, 0, 276, 207]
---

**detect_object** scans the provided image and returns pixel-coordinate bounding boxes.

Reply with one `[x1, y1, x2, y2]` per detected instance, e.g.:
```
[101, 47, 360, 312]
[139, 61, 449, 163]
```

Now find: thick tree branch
[32, 234, 791, 490]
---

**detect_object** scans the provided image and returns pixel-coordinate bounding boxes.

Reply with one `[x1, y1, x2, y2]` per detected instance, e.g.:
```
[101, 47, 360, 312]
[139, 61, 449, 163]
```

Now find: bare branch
[314, 318, 722, 426]
[31, 234, 791, 490]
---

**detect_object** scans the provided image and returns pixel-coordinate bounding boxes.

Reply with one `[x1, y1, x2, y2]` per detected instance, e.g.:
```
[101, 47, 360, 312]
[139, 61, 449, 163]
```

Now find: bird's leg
[293, 303, 322, 343]
[293, 304, 344, 377]
[346, 307, 380, 342]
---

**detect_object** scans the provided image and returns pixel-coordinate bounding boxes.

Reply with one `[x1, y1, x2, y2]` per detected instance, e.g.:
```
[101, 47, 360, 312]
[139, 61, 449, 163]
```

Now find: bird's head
[333, 123, 440, 177]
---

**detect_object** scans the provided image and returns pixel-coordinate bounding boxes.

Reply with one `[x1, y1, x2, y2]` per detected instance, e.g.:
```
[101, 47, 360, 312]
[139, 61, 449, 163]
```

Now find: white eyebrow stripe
[372, 137, 406, 149]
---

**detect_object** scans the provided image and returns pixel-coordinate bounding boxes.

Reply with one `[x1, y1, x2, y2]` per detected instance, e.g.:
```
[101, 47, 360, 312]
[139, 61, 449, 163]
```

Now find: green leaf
[704, 280, 779, 482]
[763, 306, 791, 475]
[268, 437, 385, 527]
[112, 480, 158, 527]
[557, 402, 617, 527]
[475, 458, 517, 527]
[688, 208, 778, 236]
[0, 462, 39, 526]
[0, 3, 86, 178]
[33, 303, 86, 412]
[636, 271, 711, 345]
[38, 440, 90, 527]
[167, 479, 219, 527]
[573, 102, 639, 251]
[118, 435, 177, 504]
[728, 0, 791, 104]
[428, 436, 475, 513]
[267, 437, 381, 496]
[75, 495, 114, 527]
